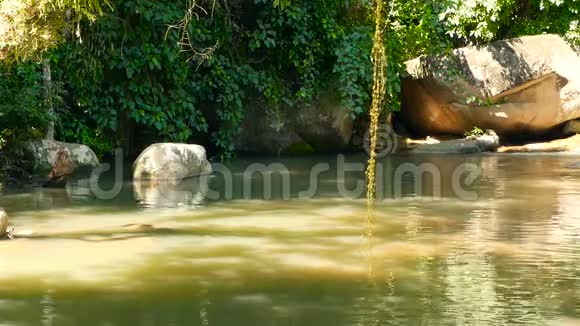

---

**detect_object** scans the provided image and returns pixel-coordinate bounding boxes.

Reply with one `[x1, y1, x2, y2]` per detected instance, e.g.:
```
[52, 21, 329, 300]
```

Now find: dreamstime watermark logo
[89, 147, 125, 200]
[363, 124, 399, 157]
[64, 148, 484, 206]
[198, 156, 481, 201]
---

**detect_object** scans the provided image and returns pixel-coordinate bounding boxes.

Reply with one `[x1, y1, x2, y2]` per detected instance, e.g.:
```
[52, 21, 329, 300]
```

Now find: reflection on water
[133, 178, 207, 208]
[0, 154, 579, 325]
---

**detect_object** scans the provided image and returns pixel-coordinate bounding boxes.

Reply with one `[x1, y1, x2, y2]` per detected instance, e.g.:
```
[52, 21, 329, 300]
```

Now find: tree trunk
[43, 59, 55, 140]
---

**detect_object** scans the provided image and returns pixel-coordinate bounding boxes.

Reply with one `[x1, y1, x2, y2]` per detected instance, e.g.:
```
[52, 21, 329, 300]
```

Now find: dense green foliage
[1, 0, 579, 163]
[52, 0, 379, 158]
[0, 62, 47, 178]
[443, 0, 579, 46]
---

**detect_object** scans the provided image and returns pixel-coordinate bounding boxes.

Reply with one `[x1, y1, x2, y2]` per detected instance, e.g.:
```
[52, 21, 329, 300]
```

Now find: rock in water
[401, 34, 580, 136]
[0, 208, 13, 239]
[0, 208, 7, 235]
[474, 130, 500, 152]
[26, 140, 100, 184]
[410, 130, 500, 154]
[133, 143, 212, 181]
[48, 148, 75, 182]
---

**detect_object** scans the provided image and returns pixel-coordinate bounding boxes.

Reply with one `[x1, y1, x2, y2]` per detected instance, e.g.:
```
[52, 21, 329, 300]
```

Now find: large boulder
[133, 143, 211, 181]
[235, 101, 304, 154]
[27, 140, 100, 182]
[293, 94, 354, 152]
[235, 93, 354, 154]
[401, 34, 580, 136]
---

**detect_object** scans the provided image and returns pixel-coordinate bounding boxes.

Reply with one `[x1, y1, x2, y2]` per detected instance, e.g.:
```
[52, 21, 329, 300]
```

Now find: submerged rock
[133, 143, 212, 181]
[401, 34, 580, 136]
[26, 140, 100, 184]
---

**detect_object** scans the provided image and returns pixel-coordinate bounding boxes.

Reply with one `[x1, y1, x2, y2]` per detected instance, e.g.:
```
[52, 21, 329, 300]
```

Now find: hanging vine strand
[364, 0, 388, 281]
[366, 0, 387, 228]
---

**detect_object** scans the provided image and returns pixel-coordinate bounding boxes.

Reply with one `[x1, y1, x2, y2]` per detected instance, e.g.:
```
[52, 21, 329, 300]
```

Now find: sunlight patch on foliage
[0, 0, 110, 61]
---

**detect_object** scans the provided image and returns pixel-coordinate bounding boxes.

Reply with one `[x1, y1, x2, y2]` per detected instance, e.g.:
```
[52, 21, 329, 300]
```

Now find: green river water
[0, 154, 579, 325]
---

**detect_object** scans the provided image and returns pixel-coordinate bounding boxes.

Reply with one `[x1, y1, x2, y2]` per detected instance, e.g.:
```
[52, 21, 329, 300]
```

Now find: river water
[0, 154, 579, 325]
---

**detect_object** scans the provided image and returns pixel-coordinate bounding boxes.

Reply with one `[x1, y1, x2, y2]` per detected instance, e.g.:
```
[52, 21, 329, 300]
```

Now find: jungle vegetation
[0, 0, 578, 175]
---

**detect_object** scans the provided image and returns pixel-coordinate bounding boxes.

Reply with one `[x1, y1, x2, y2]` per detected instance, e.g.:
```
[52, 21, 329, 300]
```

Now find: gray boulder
[469, 130, 501, 152]
[293, 94, 354, 152]
[27, 140, 99, 182]
[410, 130, 500, 154]
[133, 143, 211, 181]
[401, 34, 580, 136]
[0, 208, 7, 235]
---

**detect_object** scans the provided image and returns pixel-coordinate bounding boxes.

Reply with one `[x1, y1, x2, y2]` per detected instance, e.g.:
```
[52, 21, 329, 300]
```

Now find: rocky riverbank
[231, 34, 580, 156]
[3, 35, 580, 190]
